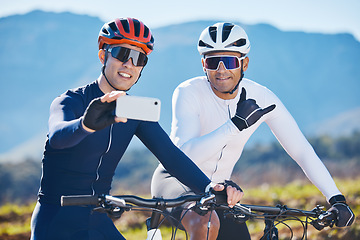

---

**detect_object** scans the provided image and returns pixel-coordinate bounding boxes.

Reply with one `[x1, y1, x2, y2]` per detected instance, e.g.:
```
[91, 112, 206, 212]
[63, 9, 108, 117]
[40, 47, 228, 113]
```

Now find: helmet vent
[120, 19, 130, 33]
[133, 19, 141, 37]
[231, 38, 246, 47]
[209, 26, 217, 43]
[102, 28, 109, 35]
[222, 24, 234, 42]
[109, 22, 118, 32]
[198, 40, 214, 49]
[144, 26, 149, 38]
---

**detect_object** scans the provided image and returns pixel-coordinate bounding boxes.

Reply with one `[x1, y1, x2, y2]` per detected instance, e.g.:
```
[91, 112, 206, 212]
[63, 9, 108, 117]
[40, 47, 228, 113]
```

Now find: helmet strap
[102, 66, 121, 91]
[224, 67, 244, 94]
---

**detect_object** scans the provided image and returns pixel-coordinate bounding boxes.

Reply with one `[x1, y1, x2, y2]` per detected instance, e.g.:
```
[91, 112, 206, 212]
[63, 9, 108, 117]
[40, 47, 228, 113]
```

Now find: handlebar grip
[61, 195, 100, 206]
[209, 188, 227, 205]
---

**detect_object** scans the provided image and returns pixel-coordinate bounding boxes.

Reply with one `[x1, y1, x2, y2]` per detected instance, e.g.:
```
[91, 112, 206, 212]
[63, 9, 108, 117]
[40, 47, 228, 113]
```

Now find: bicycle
[61, 192, 336, 240]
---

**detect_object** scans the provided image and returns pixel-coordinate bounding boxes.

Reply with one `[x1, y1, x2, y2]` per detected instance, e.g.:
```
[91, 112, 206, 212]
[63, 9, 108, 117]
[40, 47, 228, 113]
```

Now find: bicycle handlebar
[232, 203, 319, 217]
[61, 194, 207, 208]
[227, 203, 335, 230]
[61, 194, 333, 218]
[61, 192, 336, 237]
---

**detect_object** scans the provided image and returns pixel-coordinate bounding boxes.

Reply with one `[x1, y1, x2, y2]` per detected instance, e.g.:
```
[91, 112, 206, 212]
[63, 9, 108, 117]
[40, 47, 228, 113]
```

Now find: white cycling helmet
[198, 22, 250, 56]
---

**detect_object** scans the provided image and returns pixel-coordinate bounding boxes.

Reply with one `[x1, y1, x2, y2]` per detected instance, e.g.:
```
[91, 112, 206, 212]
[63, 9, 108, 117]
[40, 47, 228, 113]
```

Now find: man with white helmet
[151, 22, 354, 239]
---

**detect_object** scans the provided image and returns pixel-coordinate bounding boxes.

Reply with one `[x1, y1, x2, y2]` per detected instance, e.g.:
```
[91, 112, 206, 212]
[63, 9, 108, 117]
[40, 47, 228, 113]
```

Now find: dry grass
[1, 178, 359, 239]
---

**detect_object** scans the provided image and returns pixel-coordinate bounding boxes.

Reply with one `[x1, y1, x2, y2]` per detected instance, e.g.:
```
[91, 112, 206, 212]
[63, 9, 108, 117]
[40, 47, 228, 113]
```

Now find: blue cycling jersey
[31, 81, 210, 239]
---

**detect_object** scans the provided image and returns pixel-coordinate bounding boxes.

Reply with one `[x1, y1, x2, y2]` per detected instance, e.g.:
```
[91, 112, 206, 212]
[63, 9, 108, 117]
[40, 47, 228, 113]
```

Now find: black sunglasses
[107, 46, 148, 67]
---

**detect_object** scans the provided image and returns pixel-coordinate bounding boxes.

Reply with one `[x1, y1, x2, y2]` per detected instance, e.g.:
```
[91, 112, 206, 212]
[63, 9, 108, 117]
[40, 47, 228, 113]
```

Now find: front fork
[146, 211, 163, 240]
[260, 217, 279, 240]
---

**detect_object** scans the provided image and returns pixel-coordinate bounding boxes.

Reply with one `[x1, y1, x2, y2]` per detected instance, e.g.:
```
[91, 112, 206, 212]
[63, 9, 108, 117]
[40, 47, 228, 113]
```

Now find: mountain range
[0, 10, 359, 162]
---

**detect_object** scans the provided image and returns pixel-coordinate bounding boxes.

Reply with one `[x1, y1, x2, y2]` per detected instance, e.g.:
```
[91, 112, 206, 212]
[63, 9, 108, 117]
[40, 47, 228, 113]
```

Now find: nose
[216, 61, 227, 71]
[123, 57, 135, 67]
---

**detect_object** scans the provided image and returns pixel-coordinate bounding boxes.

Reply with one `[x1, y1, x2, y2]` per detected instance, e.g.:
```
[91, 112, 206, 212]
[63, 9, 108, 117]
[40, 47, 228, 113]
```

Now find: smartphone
[116, 95, 161, 122]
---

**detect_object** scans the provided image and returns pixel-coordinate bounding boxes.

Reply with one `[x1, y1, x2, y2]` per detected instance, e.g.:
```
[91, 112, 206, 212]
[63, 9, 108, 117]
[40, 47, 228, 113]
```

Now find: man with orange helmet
[30, 18, 239, 240]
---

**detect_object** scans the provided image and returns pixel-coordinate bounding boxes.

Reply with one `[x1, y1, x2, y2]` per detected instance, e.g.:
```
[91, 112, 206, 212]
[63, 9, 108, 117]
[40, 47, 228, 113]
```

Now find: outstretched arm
[265, 98, 341, 200]
[48, 94, 92, 149]
[49, 91, 127, 149]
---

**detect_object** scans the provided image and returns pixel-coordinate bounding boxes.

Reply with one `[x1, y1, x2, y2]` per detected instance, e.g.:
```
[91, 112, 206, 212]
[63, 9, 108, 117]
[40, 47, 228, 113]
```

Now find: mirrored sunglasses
[204, 55, 246, 70]
[108, 46, 148, 67]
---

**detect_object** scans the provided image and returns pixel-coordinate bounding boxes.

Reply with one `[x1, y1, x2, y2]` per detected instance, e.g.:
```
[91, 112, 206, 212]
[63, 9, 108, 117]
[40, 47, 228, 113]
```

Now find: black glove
[212, 180, 243, 205]
[328, 194, 355, 227]
[231, 88, 276, 131]
[82, 98, 116, 131]
[224, 180, 243, 192]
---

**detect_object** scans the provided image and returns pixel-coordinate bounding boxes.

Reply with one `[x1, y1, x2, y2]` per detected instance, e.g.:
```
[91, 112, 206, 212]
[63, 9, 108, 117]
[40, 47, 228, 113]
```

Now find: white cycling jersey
[168, 76, 341, 201]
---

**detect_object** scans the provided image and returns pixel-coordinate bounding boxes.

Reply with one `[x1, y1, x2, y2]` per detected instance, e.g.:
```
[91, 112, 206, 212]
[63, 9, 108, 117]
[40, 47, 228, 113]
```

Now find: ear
[98, 49, 105, 64]
[201, 58, 206, 72]
[243, 57, 249, 71]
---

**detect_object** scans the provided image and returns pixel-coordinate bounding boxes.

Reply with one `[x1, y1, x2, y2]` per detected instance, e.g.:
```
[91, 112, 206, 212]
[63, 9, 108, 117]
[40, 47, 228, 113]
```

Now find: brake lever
[104, 196, 126, 207]
[311, 211, 335, 230]
[200, 193, 215, 205]
[234, 203, 252, 214]
[318, 211, 333, 221]
[222, 203, 252, 223]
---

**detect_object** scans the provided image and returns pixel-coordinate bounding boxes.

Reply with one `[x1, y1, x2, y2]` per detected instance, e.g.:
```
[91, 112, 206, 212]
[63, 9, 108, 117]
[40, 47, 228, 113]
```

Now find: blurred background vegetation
[0, 132, 359, 239]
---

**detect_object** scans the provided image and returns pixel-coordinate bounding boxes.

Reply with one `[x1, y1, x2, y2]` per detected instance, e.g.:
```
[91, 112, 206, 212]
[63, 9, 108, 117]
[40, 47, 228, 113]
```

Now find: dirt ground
[0, 233, 30, 240]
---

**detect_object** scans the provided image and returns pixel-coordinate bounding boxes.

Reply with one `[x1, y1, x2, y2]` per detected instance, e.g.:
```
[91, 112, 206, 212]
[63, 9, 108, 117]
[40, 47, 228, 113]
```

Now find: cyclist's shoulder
[241, 78, 267, 90]
[175, 76, 210, 97]
[241, 78, 276, 96]
[53, 81, 102, 105]
[177, 76, 207, 89]
[66, 81, 101, 98]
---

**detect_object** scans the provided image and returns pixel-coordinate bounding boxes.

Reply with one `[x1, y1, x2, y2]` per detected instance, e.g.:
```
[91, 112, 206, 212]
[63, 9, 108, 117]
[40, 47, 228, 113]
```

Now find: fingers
[101, 91, 126, 103]
[114, 116, 127, 123]
[101, 91, 127, 123]
[226, 186, 244, 208]
[212, 184, 243, 207]
[239, 87, 246, 103]
[262, 104, 276, 115]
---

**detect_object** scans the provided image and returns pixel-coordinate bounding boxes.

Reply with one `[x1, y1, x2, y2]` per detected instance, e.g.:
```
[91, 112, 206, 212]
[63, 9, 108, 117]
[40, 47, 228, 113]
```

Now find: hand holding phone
[116, 95, 161, 122]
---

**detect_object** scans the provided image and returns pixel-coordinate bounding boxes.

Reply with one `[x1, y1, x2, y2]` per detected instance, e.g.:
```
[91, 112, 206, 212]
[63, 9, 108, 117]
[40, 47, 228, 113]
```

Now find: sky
[1, 0, 360, 42]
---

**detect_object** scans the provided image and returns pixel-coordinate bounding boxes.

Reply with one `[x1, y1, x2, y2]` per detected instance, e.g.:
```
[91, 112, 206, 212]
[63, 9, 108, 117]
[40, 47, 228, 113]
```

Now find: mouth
[216, 76, 231, 81]
[118, 72, 132, 79]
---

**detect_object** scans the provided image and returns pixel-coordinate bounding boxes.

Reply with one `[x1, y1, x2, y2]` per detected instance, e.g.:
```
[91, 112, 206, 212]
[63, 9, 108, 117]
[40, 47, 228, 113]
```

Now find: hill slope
[0, 11, 359, 158]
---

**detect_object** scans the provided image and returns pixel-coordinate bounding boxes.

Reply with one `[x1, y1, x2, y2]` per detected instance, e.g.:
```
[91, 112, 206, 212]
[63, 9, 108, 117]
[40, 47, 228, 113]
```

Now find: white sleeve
[170, 86, 239, 166]
[265, 93, 342, 201]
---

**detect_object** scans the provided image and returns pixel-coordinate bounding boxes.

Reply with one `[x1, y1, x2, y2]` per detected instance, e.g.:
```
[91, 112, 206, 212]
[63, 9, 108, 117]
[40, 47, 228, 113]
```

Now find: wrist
[329, 194, 346, 205]
[81, 117, 96, 133]
[231, 116, 247, 131]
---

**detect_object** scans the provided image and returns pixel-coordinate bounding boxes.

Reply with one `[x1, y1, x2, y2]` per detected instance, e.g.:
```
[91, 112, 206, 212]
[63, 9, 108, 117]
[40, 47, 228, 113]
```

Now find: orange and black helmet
[98, 18, 154, 55]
